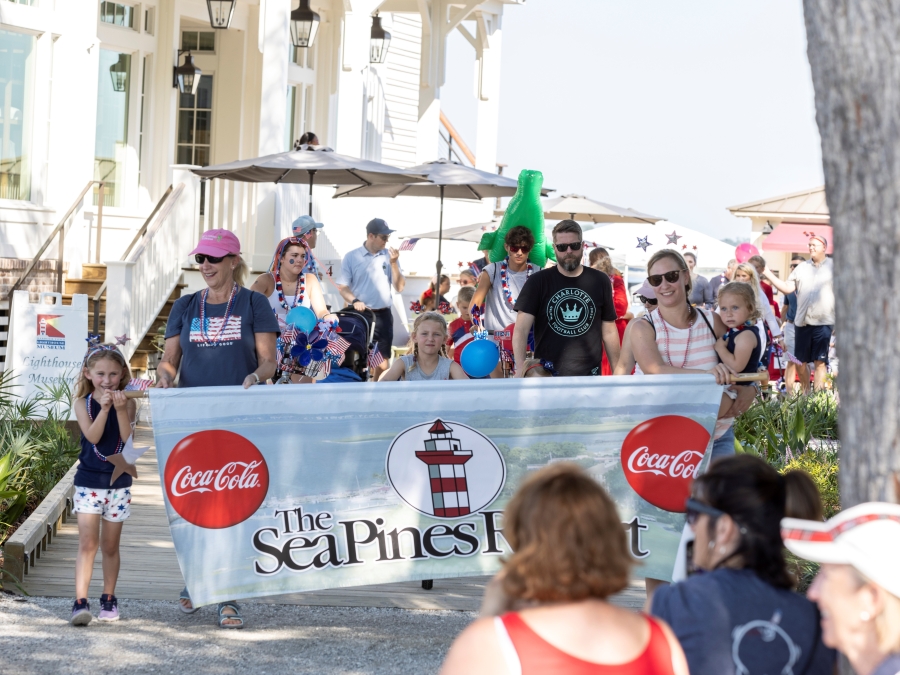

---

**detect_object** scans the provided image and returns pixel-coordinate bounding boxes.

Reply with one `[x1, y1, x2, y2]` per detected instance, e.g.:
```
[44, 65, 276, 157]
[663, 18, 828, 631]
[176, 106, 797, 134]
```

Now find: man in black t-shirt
[513, 220, 620, 376]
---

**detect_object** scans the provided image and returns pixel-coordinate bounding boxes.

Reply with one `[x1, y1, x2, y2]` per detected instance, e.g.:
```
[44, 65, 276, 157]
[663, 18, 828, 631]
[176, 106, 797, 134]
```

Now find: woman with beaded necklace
[469, 226, 537, 378]
[156, 229, 280, 629]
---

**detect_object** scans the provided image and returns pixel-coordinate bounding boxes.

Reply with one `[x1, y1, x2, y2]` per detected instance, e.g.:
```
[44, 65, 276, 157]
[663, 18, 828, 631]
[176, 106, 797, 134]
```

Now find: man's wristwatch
[352, 298, 362, 306]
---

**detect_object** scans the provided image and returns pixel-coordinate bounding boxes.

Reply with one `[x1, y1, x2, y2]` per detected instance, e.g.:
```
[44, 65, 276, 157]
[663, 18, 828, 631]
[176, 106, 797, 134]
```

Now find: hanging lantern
[109, 53, 129, 92]
[290, 0, 320, 48]
[206, 0, 236, 29]
[173, 52, 202, 96]
[369, 13, 391, 64]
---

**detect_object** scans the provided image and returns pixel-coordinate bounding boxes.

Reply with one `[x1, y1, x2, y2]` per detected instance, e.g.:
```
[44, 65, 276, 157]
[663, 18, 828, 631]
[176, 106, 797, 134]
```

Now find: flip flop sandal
[178, 587, 200, 614]
[217, 602, 244, 629]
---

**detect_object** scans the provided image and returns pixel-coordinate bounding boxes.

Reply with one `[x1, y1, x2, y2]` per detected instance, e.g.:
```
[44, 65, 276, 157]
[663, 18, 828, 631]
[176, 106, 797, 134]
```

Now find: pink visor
[190, 229, 241, 257]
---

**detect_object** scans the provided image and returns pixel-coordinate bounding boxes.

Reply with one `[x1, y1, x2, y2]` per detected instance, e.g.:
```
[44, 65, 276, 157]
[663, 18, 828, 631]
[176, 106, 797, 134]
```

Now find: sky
[439, 0, 824, 241]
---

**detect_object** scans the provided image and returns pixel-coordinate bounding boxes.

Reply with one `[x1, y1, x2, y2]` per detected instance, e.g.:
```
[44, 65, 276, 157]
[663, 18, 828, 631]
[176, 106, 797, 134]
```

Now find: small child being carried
[714, 281, 763, 382]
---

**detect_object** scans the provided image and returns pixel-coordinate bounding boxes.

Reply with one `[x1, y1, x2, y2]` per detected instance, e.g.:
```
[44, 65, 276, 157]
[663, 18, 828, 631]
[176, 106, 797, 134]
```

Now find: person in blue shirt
[291, 214, 324, 277]
[336, 219, 405, 379]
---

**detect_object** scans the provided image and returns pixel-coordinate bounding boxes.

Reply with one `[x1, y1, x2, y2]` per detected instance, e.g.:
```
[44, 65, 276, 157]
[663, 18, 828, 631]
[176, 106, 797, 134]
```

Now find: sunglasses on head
[555, 241, 583, 252]
[647, 270, 683, 287]
[508, 245, 532, 254]
[195, 254, 231, 264]
[685, 498, 726, 526]
[638, 295, 658, 306]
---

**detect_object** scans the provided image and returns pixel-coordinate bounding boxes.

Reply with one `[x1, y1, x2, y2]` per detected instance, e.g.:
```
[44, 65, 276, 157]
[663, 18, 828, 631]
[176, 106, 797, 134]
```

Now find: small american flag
[125, 378, 152, 391]
[368, 348, 385, 369]
[327, 335, 351, 356]
[399, 238, 419, 252]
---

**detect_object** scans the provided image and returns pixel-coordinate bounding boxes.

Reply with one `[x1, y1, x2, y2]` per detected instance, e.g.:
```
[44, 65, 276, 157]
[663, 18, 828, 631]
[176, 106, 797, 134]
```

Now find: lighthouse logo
[36, 314, 65, 350]
[386, 419, 506, 519]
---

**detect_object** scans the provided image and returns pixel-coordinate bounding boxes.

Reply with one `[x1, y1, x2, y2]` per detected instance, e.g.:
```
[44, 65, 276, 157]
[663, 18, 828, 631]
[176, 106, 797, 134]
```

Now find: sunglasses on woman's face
[638, 295, 658, 306]
[647, 270, 683, 287]
[555, 241, 583, 252]
[508, 245, 532, 254]
[685, 498, 726, 526]
[195, 254, 230, 264]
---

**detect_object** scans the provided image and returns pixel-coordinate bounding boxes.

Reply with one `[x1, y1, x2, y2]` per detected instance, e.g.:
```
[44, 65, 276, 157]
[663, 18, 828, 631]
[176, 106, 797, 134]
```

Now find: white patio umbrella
[542, 194, 664, 225]
[333, 159, 553, 287]
[192, 145, 429, 216]
[404, 218, 501, 244]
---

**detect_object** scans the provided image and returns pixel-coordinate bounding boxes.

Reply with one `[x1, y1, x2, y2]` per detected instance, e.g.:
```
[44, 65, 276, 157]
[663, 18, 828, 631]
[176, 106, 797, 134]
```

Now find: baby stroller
[321, 308, 376, 382]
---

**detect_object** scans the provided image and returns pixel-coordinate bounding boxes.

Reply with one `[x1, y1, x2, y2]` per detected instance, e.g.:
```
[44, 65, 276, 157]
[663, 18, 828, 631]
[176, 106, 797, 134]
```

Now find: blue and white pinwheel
[290, 332, 329, 366]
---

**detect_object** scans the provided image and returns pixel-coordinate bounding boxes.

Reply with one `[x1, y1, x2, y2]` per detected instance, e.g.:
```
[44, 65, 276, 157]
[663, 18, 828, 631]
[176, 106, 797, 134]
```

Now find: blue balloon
[285, 305, 317, 333]
[460, 339, 500, 379]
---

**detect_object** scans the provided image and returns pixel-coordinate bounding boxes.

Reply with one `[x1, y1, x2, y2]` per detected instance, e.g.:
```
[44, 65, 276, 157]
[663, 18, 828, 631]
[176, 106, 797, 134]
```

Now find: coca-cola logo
[620, 416, 711, 512]
[164, 430, 269, 529]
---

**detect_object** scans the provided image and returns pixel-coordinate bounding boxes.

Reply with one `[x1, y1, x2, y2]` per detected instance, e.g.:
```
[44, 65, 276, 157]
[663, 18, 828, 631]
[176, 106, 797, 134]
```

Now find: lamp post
[290, 0, 320, 48]
[173, 51, 202, 96]
[369, 13, 391, 64]
[206, 0, 236, 29]
[109, 53, 129, 92]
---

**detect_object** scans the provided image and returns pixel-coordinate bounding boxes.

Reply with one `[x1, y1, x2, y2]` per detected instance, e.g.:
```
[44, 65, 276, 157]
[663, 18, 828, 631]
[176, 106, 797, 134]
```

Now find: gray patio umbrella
[192, 144, 429, 216]
[405, 218, 501, 244]
[333, 159, 553, 286]
[542, 194, 663, 225]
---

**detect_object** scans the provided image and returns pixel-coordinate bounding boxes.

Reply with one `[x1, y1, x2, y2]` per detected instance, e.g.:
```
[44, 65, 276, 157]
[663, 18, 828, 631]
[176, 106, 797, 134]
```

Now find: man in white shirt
[762, 235, 834, 393]
[336, 219, 405, 379]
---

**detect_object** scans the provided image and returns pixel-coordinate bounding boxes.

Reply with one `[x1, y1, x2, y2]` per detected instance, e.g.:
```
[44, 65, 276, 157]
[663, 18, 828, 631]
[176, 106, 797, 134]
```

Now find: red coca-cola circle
[620, 416, 711, 513]
[164, 430, 269, 529]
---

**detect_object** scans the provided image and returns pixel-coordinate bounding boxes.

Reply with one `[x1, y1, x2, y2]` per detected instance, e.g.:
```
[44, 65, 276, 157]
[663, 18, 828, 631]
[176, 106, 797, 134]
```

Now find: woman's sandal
[178, 587, 200, 614]
[217, 602, 244, 629]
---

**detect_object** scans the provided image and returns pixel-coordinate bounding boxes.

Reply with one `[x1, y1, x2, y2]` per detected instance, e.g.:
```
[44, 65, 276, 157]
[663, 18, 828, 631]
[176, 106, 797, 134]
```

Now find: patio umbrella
[332, 159, 553, 286]
[542, 194, 663, 225]
[192, 145, 429, 216]
[404, 218, 501, 244]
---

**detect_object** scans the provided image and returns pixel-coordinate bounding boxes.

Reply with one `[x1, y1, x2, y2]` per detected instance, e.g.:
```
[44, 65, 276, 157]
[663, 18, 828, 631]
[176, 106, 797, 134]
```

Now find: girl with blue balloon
[250, 237, 338, 381]
[381, 312, 468, 381]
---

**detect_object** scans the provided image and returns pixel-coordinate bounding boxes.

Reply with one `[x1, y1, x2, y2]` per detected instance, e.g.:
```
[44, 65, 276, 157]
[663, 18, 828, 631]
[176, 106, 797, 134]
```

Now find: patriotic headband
[83, 334, 125, 366]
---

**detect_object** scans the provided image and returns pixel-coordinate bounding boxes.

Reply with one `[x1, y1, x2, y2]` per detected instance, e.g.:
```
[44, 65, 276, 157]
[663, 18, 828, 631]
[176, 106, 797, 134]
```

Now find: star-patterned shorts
[73, 486, 132, 522]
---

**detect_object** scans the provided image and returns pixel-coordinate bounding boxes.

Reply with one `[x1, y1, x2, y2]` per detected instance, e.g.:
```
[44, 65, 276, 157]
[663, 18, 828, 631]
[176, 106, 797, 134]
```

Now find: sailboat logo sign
[386, 419, 506, 519]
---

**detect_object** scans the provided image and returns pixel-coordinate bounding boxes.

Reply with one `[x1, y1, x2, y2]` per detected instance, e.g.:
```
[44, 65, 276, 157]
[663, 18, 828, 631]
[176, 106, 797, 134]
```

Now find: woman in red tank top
[440, 464, 688, 675]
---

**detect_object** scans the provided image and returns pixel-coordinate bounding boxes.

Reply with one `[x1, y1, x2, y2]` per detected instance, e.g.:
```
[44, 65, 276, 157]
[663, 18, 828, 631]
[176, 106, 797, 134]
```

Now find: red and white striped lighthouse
[415, 419, 473, 517]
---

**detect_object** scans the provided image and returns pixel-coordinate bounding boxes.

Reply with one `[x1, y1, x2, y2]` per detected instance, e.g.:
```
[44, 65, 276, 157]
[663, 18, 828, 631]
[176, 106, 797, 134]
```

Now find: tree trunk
[803, 0, 900, 506]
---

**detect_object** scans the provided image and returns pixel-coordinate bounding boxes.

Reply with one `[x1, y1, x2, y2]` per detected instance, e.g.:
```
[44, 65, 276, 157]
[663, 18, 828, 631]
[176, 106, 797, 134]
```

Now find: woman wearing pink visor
[783, 503, 900, 675]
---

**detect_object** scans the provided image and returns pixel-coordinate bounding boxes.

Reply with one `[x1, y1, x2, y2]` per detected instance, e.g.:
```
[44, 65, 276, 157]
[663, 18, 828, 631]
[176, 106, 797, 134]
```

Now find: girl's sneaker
[98, 594, 119, 622]
[70, 598, 92, 626]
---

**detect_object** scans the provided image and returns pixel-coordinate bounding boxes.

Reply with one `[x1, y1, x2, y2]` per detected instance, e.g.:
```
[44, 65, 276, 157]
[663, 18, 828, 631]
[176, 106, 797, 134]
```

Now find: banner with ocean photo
[149, 376, 724, 607]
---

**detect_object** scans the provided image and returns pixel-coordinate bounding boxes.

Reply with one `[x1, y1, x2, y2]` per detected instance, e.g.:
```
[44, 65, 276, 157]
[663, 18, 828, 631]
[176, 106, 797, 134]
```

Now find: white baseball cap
[782, 502, 900, 598]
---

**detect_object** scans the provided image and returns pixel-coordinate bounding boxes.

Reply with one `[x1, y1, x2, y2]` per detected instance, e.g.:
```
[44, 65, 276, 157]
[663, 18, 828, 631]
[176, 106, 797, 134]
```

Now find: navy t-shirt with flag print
[166, 286, 280, 388]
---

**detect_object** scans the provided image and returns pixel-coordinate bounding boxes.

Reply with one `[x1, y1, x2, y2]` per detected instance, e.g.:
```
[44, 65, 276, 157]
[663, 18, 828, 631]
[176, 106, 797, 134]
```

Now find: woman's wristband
[250, 372, 260, 384]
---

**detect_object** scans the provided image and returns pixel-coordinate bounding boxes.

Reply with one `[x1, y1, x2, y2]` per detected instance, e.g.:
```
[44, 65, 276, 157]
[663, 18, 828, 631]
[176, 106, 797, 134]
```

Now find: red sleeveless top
[497, 612, 675, 675]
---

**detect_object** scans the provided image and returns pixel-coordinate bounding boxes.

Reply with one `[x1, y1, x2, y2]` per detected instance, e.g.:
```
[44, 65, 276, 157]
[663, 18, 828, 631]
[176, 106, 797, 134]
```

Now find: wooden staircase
[62, 263, 186, 375]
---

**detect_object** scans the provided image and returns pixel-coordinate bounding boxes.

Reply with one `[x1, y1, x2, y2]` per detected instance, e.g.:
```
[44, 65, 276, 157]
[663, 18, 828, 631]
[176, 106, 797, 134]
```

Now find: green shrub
[0, 370, 80, 545]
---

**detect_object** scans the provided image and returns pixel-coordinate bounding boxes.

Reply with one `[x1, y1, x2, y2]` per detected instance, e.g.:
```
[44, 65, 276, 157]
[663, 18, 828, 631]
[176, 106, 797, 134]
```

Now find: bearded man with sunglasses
[513, 220, 620, 377]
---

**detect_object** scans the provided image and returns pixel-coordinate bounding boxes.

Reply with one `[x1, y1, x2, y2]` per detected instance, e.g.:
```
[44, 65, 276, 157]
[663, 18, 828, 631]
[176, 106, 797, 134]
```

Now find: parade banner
[150, 376, 724, 607]
[7, 291, 88, 418]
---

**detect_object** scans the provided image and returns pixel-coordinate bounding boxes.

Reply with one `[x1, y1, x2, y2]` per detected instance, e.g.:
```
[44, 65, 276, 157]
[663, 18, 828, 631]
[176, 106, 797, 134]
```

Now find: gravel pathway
[0, 593, 474, 674]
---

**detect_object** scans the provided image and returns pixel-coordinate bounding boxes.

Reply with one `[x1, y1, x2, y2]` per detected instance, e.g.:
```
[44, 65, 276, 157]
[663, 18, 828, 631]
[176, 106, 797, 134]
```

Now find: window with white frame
[94, 49, 132, 206]
[0, 29, 36, 201]
[181, 30, 215, 53]
[176, 75, 213, 166]
[100, 1, 136, 29]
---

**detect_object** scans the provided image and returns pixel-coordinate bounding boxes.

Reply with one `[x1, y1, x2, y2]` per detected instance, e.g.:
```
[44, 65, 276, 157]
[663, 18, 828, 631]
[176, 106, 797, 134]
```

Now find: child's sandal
[217, 602, 244, 629]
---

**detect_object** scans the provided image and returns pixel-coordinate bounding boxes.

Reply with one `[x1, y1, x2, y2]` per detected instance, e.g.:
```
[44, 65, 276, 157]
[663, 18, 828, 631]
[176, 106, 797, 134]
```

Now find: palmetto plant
[0, 370, 80, 545]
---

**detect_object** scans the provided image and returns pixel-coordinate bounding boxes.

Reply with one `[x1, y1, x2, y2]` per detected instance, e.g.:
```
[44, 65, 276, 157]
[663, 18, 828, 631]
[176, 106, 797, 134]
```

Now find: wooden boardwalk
[23, 422, 645, 611]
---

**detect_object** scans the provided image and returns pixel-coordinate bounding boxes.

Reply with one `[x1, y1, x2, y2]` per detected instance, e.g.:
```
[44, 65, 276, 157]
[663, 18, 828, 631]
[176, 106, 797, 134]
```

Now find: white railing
[202, 177, 261, 269]
[104, 168, 200, 359]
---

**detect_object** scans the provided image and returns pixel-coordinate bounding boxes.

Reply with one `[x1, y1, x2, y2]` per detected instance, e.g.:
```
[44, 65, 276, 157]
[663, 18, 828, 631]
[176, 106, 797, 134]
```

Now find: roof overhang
[727, 186, 829, 224]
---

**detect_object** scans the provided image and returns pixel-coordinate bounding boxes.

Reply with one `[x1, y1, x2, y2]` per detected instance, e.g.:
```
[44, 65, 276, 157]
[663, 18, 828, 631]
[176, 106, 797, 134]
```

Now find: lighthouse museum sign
[149, 376, 724, 608]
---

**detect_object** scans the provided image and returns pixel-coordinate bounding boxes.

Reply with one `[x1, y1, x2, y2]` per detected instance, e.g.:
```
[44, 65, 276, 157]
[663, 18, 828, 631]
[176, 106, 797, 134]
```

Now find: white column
[473, 10, 502, 173]
[104, 261, 136, 348]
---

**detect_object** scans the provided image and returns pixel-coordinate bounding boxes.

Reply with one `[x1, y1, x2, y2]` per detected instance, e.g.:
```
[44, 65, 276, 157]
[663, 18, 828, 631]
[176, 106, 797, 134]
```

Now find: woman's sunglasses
[508, 245, 532, 254]
[685, 498, 726, 526]
[638, 295, 658, 306]
[195, 254, 231, 264]
[555, 241, 583, 252]
[647, 270, 683, 287]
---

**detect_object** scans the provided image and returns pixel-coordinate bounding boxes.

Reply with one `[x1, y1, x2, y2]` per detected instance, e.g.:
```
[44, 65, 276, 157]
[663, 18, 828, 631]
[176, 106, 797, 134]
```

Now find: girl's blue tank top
[73, 393, 133, 490]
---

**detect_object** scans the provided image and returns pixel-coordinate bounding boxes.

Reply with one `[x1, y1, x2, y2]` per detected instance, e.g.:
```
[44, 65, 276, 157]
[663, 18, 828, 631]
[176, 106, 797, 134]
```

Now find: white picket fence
[104, 168, 200, 360]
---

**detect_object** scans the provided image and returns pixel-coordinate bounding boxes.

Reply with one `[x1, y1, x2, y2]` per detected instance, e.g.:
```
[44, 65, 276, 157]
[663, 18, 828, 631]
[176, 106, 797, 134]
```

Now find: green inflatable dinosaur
[477, 169, 556, 266]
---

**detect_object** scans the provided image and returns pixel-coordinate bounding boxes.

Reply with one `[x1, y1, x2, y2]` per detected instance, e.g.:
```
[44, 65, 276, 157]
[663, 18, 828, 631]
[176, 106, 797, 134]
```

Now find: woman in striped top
[628, 249, 756, 461]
